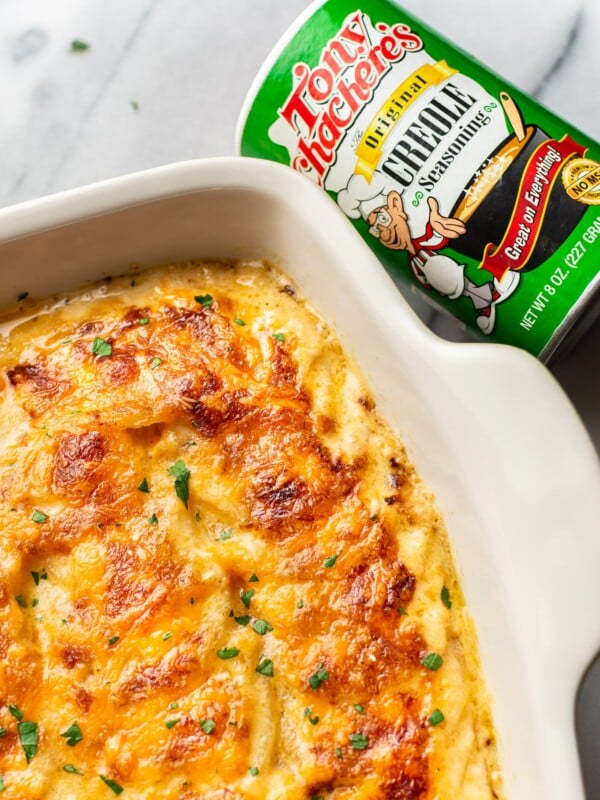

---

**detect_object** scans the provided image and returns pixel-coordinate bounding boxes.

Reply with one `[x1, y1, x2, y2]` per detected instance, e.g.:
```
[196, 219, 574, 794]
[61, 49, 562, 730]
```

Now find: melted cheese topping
[0, 261, 502, 799]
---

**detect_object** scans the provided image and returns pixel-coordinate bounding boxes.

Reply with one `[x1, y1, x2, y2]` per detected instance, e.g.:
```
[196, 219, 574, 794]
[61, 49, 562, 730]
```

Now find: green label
[239, 0, 600, 357]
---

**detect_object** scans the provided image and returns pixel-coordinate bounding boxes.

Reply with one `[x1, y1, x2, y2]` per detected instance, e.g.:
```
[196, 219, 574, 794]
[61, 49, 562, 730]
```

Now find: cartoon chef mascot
[337, 173, 520, 334]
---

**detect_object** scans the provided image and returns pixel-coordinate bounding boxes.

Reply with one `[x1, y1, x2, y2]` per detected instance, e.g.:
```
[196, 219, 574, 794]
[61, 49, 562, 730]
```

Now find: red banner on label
[478, 135, 586, 280]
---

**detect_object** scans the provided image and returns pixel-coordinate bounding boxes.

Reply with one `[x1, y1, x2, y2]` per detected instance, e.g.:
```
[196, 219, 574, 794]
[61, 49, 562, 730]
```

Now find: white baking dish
[0, 157, 598, 798]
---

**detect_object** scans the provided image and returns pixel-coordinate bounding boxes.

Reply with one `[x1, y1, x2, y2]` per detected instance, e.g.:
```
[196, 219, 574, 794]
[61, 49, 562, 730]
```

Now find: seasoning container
[237, 0, 600, 360]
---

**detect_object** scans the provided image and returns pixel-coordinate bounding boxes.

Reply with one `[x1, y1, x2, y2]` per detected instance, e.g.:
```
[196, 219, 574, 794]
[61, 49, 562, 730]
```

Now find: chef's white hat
[337, 173, 388, 220]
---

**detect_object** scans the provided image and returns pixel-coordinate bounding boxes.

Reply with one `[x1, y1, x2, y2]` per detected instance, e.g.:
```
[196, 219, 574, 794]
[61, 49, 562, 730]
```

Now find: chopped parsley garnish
[31, 509, 48, 523]
[233, 318, 245, 326]
[308, 663, 329, 689]
[350, 732, 369, 750]
[353, 704, 365, 714]
[199, 719, 216, 734]
[422, 653, 444, 671]
[216, 529, 232, 541]
[168, 703, 179, 710]
[397, 607, 408, 616]
[234, 615, 250, 627]
[273, 333, 285, 342]
[296, 599, 304, 609]
[162, 632, 173, 641]
[165, 719, 179, 729]
[323, 551, 341, 568]
[256, 658, 274, 677]
[335, 747, 343, 759]
[18, 721, 38, 762]
[150, 357, 161, 369]
[61, 722, 83, 746]
[16, 291, 29, 302]
[168, 460, 190, 508]
[9, 705, 23, 721]
[428, 709, 445, 726]
[91, 337, 112, 358]
[139, 317, 149, 325]
[441, 586, 452, 609]
[99, 775, 123, 795]
[369, 513, 378, 521]
[240, 589, 255, 609]
[31, 598, 39, 608]
[195, 294, 213, 308]
[252, 619, 273, 636]
[63, 764, 83, 774]
[31, 569, 48, 586]
[248, 573, 259, 583]
[0, 728, 5, 737]
[303, 708, 319, 725]
[217, 647, 240, 660]
[70, 39, 90, 52]
[108, 636, 119, 646]
[130, 100, 139, 111]
[228, 720, 238, 727]
[0, 776, 4, 791]
[15, 595, 27, 609]
[148, 513, 158, 525]
[249, 766, 259, 776]
[137, 477, 150, 493]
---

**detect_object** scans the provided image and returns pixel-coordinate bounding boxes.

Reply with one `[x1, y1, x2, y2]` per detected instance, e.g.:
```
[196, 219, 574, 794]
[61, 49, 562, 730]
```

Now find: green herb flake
[130, 100, 139, 111]
[216, 529, 232, 541]
[353, 704, 366, 714]
[369, 513, 378, 521]
[108, 636, 119, 646]
[70, 39, 90, 52]
[31, 571, 40, 586]
[137, 477, 150, 493]
[61, 722, 83, 746]
[233, 318, 246, 326]
[168, 459, 190, 508]
[422, 653, 444, 671]
[194, 294, 213, 308]
[228, 720, 238, 727]
[428, 709, 445, 726]
[249, 766, 259, 777]
[165, 719, 179, 729]
[308, 663, 329, 690]
[63, 764, 83, 775]
[31, 598, 39, 608]
[168, 702, 179, 710]
[240, 588, 255, 609]
[296, 599, 304, 609]
[199, 719, 216, 735]
[150, 357, 161, 370]
[99, 775, 123, 795]
[248, 573, 259, 583]
[273, 333, 285, 342]
[9, 705, 23, 721]
[0, 728, 5, 737]
[162, 632, 173, 641]
[234, 615, 250, 627]
[91, 337, 112, 358]
[31, 509, 48, 524]
[323, 551, 341, 569]
[256, 658, 274, 677]
[148, 513, 158, 525]
[217, 647, 240, 660]
[139, 317, 149, 325]
[397, 607, 408, 616]
[252, 619, 273, 636]
[441, 586, 452, 609]
[0, 776, 4, 791]
[15, 595, 27, 609]
[335, 747, 343, 759]
[18, 721, 38, 763]
[350, 732, 369, 750]
[303, 708, 319, 725]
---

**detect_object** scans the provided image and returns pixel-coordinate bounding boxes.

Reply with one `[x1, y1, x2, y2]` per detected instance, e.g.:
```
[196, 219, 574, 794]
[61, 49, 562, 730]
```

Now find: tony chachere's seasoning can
[237, 0, 600, 359]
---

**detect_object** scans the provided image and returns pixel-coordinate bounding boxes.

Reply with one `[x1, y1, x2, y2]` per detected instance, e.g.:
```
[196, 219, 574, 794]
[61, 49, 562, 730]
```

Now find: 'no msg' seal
[238, 0, 600, 359]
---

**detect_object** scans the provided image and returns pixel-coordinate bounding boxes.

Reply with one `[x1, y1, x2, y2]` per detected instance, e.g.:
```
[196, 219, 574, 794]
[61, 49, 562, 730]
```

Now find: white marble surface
[0, 0, 599, 795]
